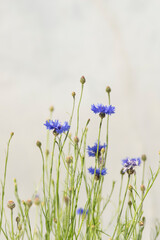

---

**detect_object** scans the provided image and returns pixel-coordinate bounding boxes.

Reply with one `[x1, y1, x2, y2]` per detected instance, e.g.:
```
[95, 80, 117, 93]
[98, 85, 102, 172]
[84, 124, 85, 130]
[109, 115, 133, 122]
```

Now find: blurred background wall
[0, 0, 160, 239]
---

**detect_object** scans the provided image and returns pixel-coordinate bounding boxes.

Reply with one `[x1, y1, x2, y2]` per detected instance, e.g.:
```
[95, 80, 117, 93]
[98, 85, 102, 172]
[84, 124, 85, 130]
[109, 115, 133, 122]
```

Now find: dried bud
[36, 141, 42, 148]
[140, 185, 145, 193]
[106, 86, 111, 93]
[128, 185, 133, 192]
[72, 92, 76, 98]
[7, 200, 15, 210]
[80, 76, 86, 84]
[74, 136, 79, 144]
[49, 106, 54, 112]
[141, 154, 147, 161]
[66, 156, 73, 165]
[26, 199, 33, 208]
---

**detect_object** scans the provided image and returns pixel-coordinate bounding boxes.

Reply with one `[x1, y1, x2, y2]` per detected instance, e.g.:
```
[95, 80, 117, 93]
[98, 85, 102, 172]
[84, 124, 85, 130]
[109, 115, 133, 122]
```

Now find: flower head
[91, 104, 115, 115]
[122, 157, 141, 174]
[77, 208, 88, 215]
[87, 142, 107, 157]
[88, 167, 107, 176]
[44, 120, 70, 134]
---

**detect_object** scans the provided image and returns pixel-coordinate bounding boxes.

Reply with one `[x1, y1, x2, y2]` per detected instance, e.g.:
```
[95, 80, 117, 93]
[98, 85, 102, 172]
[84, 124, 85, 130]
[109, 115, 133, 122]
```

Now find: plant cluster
[0, 77, 160, 240]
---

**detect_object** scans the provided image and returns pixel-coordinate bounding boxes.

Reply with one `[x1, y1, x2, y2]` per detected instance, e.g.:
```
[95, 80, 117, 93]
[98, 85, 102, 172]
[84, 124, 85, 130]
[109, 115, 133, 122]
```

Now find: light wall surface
[0, 1, 160, 239]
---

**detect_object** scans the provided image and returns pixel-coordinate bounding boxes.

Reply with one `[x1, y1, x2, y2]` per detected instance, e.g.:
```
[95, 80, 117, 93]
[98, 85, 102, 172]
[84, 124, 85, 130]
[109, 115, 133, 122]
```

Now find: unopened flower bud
[45, 149, 49, 156]
[141, 154, 147, 161]
[72, 92, 76, 98]
[95, 174, 100, 181]
[34, 195, 41, 206]
[74, 136, 79, 144]
[128, 200, 132, 207]
[54, 218, 57, 223]
[11, 132, 14, 137]
[26, 199, 33, 208]
[101, 148, 105, 155]
[120, 169, 125, 175]
[140, 185, 145, 193]
[80, 76, 86, 84]
[18, 224, 22, 231]
[64, 195, 70, 205]
[128, 185, 133, 192]
[66, 156, 73, 164]
[7, 200, 15, 210]
[36, 141, 42, 148]
[106, 86, 111, 93]
[139, 221, 144, 227]
[16, 216, 20, 223]
[49, 106, 54, 112]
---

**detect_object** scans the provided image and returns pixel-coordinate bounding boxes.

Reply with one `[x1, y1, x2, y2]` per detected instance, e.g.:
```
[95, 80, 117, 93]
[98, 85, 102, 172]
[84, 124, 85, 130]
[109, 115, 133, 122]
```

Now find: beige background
[0, 0, 160, 239]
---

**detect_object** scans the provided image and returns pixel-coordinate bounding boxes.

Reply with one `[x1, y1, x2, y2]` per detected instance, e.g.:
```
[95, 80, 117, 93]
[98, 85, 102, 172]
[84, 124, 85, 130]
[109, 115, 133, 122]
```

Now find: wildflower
[91, 104, 115, 115]
[77, 208, 88, 215]
[87, 142, 107, 157]
[106, 86, 111, 93]
[26, 199, 33, 208]
[121, 157, 141, 174]
[44, 120, 70, 134]
[88, 167, 107, 180]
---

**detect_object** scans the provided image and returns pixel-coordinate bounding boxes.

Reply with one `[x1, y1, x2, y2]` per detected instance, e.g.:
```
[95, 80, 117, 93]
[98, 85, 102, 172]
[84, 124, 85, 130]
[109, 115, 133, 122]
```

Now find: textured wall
[0, 1, 160, 239]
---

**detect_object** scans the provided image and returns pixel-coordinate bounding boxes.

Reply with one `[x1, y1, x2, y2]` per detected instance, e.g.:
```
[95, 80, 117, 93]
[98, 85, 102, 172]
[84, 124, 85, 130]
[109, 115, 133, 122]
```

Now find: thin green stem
[0, 133, 13, 233]
[112, 175, 130, 239]
[76, 83, 84, 137]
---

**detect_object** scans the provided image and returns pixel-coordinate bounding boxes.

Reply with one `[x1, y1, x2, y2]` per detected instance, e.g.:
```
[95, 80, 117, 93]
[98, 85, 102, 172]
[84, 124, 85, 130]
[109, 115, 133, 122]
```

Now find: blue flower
[88, 167, 107, 176]
[87, 142, 107, 157]
[122, 157, 141, 173]
[77, 208, 88, 215]
[44, 120, 70, 134]
[91, 104, 115, 115]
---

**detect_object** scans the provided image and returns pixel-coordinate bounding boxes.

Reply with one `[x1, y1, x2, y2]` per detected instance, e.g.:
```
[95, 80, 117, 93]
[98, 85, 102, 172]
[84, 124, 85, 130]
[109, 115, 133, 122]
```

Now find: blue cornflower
[77, 208, 88, 215]
[87, 142, 107, 157]
[122, 157, 141, 174]
[44, 120, 70, 134]
[88, 167, 107, 179]
[91, 104, 115, 115]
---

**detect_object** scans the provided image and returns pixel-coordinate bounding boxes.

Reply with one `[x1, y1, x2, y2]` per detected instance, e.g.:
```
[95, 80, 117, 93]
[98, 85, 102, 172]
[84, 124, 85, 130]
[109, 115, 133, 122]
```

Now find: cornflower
[91, 104, 115, 115]
[44, 120, 70, 134]
[87, 142, 107, 157]
[122, 157, 141, 174]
